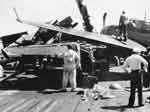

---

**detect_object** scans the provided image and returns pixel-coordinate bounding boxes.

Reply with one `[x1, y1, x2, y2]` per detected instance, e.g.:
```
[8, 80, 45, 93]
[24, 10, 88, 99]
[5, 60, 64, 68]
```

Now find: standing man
[62, 44, 80, 91]
[122, 48, 148, 107]
[119, 11, 128, 41]
[103, 12, 107, 27]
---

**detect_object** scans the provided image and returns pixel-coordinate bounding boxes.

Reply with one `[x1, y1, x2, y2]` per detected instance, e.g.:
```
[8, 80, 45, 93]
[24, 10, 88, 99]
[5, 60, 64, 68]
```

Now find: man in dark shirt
[119, 11, 128, 41]
[103, 12, 107, 27]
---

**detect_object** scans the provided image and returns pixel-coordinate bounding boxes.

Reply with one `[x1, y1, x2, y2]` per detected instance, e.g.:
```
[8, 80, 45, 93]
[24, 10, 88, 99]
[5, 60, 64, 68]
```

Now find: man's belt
[132, 69, 140, 72]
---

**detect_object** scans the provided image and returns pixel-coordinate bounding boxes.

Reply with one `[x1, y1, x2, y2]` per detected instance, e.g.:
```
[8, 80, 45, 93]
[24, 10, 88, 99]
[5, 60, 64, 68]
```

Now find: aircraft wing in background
[13, 8, 146, 51]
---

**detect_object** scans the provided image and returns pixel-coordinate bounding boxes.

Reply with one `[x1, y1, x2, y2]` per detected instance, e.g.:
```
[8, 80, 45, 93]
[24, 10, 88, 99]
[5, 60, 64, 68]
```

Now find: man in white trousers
[61, 44, 80, 91]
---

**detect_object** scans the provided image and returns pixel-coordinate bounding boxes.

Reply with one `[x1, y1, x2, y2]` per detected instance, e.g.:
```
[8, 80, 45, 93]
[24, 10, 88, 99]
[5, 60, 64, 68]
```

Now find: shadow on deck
[98, 71, 129, 82]
[0, 70, 63, 90]
[0, 68, 130, 91]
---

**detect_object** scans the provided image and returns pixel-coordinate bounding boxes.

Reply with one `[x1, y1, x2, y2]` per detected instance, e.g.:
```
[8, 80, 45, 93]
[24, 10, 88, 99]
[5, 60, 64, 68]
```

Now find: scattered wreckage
[0, 4, 147, 87]
[0, 15, 109, 87]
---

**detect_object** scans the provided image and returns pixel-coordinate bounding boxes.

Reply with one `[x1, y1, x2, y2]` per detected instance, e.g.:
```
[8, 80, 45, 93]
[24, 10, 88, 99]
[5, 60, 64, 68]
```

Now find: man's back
[124, 54, 148, 70]
[120, 14, 127, 25]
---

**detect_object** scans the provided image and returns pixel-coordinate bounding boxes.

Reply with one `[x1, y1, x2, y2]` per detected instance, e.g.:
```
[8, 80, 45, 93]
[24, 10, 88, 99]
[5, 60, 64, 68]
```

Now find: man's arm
[140, 56, 148, 72]
[75, 52, 81, 69]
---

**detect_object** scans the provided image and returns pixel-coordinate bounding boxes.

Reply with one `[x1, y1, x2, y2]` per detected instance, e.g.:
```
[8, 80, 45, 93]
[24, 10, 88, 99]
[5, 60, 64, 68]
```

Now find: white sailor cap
[133, 47, 141, 53]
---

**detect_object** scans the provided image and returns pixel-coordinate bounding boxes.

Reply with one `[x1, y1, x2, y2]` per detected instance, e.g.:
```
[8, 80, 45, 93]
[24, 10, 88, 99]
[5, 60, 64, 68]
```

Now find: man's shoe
[139, 104, 144, 107]
[59, 88, 66, 92]
[127, 104, 134, 108]
[71, 88, 76, 92]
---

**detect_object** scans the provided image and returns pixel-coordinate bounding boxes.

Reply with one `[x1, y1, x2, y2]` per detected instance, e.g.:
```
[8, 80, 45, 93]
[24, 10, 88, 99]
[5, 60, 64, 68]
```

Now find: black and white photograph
[0, 0, 150, 111]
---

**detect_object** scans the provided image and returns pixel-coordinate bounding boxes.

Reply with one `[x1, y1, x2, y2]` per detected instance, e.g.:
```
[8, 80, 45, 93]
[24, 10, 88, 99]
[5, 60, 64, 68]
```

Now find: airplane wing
[14, 8, 146, 51]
